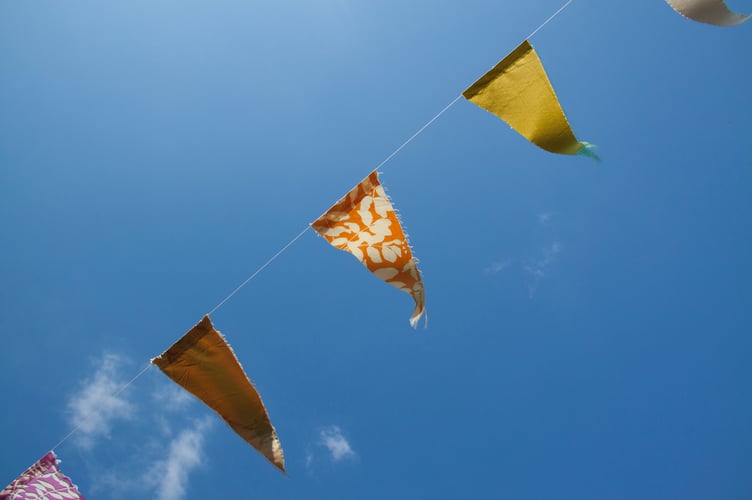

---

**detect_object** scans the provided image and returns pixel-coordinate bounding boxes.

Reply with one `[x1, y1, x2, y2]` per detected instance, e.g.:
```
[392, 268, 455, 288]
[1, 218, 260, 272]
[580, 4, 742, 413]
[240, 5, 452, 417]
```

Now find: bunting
[665, 0, 749, 26]
[152, 315, 286, 473]
[0, 451, 85, 500]
[312, 171, 426, 327]
[463, 40, 596, 159]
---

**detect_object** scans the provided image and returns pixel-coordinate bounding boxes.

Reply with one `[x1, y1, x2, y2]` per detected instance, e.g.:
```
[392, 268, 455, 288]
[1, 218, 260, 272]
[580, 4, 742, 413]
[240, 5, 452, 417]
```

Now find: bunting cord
[374, 94, 464, 173]
[207, 224, 312, 316]
[527, 0, 574, 40]
[51, 363, 154, 453]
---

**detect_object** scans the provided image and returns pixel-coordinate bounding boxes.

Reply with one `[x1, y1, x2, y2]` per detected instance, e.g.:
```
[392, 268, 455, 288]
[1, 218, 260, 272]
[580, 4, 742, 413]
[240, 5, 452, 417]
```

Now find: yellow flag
[152, 315, 286, 473]
[463, 40, 594, 157]
[312, 171, 426, 327]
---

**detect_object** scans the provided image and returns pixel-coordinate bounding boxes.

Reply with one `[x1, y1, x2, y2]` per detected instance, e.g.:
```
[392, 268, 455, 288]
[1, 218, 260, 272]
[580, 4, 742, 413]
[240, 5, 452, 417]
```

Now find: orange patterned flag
[312, 171, 426, 327]
[152, 315, 286, 473]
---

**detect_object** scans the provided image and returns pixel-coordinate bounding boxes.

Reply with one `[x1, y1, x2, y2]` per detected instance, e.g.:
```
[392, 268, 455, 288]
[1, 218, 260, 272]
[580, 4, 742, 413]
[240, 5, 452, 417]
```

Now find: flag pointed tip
[576, 142, 601, 162]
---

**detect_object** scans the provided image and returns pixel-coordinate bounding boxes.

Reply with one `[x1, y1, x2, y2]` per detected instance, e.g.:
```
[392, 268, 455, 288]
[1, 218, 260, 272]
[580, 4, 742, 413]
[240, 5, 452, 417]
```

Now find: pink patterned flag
[1, 451, 85, 500]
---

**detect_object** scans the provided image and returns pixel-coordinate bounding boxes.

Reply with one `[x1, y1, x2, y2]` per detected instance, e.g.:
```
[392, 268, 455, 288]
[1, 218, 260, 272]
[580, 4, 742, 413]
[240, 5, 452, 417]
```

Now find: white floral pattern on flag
[0, 451, 85, 500]
[312, 171, 426, 327]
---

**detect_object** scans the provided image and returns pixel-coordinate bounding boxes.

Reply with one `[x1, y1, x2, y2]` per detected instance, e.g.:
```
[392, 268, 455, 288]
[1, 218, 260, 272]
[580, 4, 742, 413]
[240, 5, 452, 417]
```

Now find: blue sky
[2, 0, 751, 498]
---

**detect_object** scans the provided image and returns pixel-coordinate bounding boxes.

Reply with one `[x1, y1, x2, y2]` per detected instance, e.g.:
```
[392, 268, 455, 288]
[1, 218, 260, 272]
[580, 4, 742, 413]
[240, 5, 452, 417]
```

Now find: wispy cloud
[67, 358, 215, 500]
[147, 417, 213, 500]
[319, 425, 356, 462]
[66, 353, 135, 450]
[484, 259, 512, 275]
[524, 241, 561, 298]
[538, 212, 553, 224]
[152, 382, 194, 411]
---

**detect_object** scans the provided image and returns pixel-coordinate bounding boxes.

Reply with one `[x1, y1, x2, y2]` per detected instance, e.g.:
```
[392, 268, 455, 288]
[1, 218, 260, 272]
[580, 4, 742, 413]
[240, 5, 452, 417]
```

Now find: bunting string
[527, 0, 574, 39]
[207, 224, 312, 316]
[372, 95, 464, 172]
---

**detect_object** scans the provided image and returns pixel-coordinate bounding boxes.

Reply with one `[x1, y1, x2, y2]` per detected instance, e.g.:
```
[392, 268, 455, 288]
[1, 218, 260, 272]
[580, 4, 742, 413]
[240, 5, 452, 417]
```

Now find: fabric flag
[463, 40, 596, 159]
[0, 451, 85, 500]
[152, 315, 285, 473]
[665, 0, 749, 26]
[311, 171, 426, 327]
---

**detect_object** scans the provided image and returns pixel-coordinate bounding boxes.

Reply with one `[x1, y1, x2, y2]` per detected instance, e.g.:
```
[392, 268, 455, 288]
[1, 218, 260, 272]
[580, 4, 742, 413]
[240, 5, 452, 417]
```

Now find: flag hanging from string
[463, 40, 597, 159]
[665, 0, 749, 26]
[0, 451, 85, 500]
[152, 315, 286, 473]
[312, 171, 426, 327]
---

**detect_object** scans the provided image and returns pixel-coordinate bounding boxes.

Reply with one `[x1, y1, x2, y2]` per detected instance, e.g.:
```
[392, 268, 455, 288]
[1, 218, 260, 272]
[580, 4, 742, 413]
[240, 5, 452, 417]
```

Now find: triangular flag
[1, 451, 85, 499]
[312, 171, 426, 327]
[463, 40, 595, 158]
[665, 0, 749, 26]
[152, 315, 285, 473]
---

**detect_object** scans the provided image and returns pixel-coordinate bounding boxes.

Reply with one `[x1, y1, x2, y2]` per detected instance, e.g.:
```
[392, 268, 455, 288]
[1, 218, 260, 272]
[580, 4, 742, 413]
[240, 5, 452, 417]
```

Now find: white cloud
[484, 259, 512, 275]
[66, 353, 135, 449]
[152, 381, 194, 411]
[524, 241, 561, 298]
[147, 417, 213, 500]
[66, 357, 214, 500]
[538, 212, 553, 224]
[319, 425, 356, 462]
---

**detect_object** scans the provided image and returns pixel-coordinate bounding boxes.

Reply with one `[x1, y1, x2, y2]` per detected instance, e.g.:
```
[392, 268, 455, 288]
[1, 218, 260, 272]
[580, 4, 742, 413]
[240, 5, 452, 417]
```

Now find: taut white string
[527, 0, 574, 40]
[207, 224, 312, 316]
